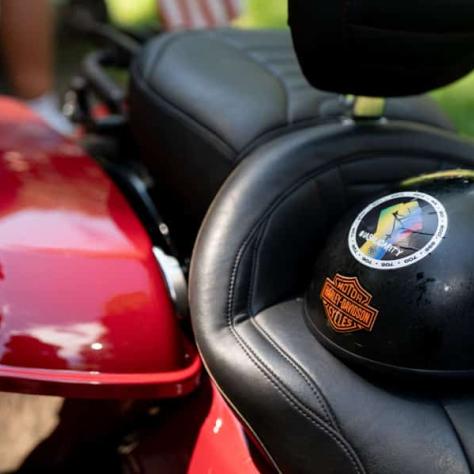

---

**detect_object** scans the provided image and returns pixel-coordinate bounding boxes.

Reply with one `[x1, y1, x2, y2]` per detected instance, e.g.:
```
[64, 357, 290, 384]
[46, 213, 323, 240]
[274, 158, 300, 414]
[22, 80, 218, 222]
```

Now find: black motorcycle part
[289, 0, 474, 96]
[306, 172, 474, 378]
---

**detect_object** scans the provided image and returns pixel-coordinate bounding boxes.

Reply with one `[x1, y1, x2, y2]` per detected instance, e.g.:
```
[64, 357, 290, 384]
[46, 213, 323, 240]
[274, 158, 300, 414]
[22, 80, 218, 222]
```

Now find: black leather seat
[190, 122, 474, 473]
[129, 28, 453, 255]
[188, 1, 474, 470]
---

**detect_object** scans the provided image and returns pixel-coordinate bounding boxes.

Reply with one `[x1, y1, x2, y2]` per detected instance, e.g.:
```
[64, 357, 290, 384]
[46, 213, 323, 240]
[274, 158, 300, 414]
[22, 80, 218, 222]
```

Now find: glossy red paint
[188, 383, 265, 474]
[121, 378, 269, 473]
[0, 97, 201, 398]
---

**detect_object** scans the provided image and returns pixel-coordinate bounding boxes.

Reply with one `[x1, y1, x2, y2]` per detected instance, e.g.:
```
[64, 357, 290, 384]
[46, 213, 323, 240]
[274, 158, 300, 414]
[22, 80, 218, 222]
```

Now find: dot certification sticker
[348, 192, 448, 270]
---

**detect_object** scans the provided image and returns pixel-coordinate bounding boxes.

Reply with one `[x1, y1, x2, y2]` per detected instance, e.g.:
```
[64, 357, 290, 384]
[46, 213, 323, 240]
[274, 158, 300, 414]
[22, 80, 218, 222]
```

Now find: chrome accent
[153, 247, 188, 318]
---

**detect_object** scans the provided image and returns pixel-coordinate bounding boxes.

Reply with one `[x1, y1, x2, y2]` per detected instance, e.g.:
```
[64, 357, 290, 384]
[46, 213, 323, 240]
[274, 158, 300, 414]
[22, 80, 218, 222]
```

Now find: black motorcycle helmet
[306, 169, 474, 378]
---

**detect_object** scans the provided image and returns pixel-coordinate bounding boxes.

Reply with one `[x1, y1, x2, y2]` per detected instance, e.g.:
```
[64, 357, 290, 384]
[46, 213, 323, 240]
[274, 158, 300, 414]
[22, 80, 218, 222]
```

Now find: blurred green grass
[105, 0, 474, 138]
[234, 0, 288, 28]
[432, 74, 474, 138]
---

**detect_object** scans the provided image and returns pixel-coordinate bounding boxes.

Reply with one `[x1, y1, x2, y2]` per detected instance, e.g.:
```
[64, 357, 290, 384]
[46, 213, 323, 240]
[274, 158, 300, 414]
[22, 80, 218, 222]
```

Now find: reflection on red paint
[120, 379, 269, 473]
[0, 97, 201, 398]
[188, 383, 267, 474]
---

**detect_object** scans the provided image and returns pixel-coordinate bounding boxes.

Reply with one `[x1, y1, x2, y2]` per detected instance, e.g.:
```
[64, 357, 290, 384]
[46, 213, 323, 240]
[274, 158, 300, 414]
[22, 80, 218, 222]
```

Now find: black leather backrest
[289, 0, 474, 96]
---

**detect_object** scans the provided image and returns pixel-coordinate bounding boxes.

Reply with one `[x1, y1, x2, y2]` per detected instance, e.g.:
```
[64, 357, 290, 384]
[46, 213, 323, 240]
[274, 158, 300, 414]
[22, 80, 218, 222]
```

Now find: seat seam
[137, 31, 239, 157]
[131, 62, 237, 160]
[246, 224, 265, 317]
[250, 316, 341, 431]
[135, 31, 335, 160]
[225, 309, 364, 474]
[138, 67, 333, 163]
[232, 324, 363, 473]
[439, 401, 473, 474]
[226, 181, 376, 473]
[144, 33, 185, 79]
[247, 211, 341, 431]
[213, 33, 292, 124]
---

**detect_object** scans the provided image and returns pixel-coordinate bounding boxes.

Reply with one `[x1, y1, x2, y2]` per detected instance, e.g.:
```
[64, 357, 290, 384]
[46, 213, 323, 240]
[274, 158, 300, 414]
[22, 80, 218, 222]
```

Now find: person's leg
[0, 0, 54, 100]
[0, 0, 73, 134]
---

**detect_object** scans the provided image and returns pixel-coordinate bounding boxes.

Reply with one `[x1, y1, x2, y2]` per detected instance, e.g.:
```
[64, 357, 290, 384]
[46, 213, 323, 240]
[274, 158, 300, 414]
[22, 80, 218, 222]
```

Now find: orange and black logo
[320, 274, 379, 333]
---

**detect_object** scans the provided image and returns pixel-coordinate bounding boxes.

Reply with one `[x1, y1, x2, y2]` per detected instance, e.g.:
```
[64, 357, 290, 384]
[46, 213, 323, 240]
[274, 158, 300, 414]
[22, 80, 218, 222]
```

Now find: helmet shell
[306, 170, 474, 378]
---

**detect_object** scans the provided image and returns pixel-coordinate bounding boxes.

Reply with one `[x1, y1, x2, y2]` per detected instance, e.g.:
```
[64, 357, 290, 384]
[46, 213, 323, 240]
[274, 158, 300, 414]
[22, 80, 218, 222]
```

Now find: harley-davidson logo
[320, 274, 379, 333]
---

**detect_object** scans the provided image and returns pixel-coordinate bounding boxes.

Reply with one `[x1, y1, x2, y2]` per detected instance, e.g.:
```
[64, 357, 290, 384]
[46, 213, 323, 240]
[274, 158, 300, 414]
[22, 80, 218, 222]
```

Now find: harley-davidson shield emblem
[320, 274, 379, 333]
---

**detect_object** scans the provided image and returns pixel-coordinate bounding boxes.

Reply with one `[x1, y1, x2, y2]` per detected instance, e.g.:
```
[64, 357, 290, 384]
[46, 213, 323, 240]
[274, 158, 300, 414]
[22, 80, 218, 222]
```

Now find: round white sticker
[348, 192, 448, 270]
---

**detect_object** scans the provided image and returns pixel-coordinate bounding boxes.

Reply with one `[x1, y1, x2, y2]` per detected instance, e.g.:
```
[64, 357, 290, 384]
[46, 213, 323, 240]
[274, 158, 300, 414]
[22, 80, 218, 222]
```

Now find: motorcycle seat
[129, 28, 453, 255]
[190, 122, 474, 473]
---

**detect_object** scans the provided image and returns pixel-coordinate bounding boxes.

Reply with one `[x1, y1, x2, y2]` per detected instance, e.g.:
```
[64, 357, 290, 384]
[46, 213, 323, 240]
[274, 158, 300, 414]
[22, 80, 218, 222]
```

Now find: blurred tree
[104, 0, 287, 29]
[433, 74, 474, 139]
[104, 0, 158, 27]
[235, 0, 287, 28]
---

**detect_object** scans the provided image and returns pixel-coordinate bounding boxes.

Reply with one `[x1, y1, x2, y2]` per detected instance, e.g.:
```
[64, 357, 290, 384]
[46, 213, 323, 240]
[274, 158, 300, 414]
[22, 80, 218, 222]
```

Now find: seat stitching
[138, 30, 333, 159]
[225, 306, 364, 473]
[131, 62, 237, 159]
[225, 181, 378, 473]
[216, 30, 292, 51]
[251, 315, 341, 431]
[137, 31, 239, 157]
[138, 61, 333, 164]
[439, 401, 473, 474]
[232, 322, 364, 473]
[143, 34, 181, 79]
[214, 33, 292, 124]
[243, 55, 298, 65]
[247, 212, 341, 431]
[230, 238, 363, 469]
[246, 225, 264, 316]
[225, 152, 470, 474]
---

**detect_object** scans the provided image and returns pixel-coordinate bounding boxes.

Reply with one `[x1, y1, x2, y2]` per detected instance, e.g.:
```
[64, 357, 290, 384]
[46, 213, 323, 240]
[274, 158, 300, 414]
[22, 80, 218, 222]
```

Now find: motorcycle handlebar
[81, 49, 127, 114]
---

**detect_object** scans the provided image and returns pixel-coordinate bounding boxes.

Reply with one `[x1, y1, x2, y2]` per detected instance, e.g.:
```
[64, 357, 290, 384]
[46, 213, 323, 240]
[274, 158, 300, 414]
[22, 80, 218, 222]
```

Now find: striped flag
[159, 0, 243, 31]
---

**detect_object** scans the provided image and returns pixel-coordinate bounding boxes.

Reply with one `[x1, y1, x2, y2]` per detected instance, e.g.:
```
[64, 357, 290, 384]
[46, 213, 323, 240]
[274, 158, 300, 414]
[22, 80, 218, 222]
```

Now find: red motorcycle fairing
[121, 380, 266, 474]
[0, 97, 201, 398]
[188, 383, 265, 474]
